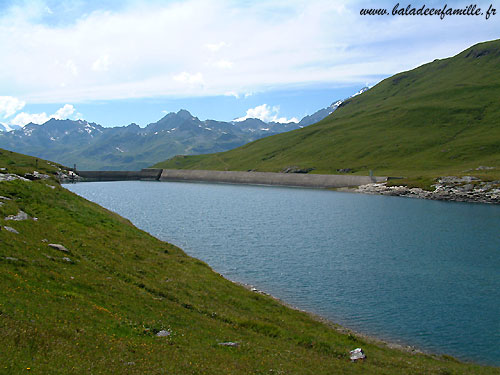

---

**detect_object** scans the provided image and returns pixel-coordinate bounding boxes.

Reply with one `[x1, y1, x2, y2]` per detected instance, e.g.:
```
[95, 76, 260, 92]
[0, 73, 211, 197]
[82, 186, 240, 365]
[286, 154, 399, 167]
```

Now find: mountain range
[0, 89, 367, 170]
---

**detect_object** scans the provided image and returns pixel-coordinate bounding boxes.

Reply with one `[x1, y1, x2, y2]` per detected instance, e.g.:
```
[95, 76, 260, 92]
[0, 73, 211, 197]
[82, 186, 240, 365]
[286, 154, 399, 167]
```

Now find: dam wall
[77, 168, 386, 188]
[159, 169, 386, 188]
[77, 169, 163, 181]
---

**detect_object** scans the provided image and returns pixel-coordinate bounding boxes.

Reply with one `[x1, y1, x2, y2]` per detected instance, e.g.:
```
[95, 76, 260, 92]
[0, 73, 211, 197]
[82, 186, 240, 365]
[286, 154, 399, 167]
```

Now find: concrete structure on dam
[77, 169, 163, 181]
[78, 168, 386, 188]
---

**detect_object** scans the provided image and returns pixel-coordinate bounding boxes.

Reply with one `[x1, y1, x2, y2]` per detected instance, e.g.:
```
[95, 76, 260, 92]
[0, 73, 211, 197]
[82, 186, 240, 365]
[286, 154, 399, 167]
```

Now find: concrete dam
[77, 169, 386, 188]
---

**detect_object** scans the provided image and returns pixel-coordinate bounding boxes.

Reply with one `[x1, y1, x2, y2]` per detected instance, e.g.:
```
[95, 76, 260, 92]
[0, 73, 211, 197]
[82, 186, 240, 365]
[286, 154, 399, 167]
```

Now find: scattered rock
[48, 243, 69, 253]
[476, 166, 494, 170]
[0, 195, 11, 200]
[24, 171, 50, 180]
[4, 256, 18, 261]
[350, 348, 366, 361]
[5, 210, 29, 221]
[56, 170, 82, 182]
[355, 176, 500, 204]
[3, 226, 19, 234]
[124, 362, 136, 366]
[41, 239, 48, 242]
[62, 257, 73, 263]
[281, 166, 315, 174]
[337, 168, 352, 173]
[0, 167, 5, 171]
[0, 173, 30, 182]
[156, 330, 171, 337]
[461, 184, 474, 192]
[218, 342, 240, 347]
[46, 184, 56, 190]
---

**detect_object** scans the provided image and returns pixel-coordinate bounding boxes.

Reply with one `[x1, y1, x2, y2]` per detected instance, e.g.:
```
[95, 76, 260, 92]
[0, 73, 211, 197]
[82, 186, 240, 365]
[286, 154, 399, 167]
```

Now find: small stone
[124, 362, 136, 366]
[156, 330, 171, 337]
[218, 342, 240, 347]
[62, 257, 72, 263]
[5, 256, 18, 261]
[0, 195, 11, 200]
[349, 348, 366, 361]
[5, 210, 29, 221]
[48, 243, 69, 252]
[461, 184, 474, 192]
[42, 239, 48, 242]
[3, 226, 19, 234]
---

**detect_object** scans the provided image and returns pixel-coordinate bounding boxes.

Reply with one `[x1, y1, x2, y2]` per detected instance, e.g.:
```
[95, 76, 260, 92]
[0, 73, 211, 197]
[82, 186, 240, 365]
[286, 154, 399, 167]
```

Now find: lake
[65, 180, 500, 365]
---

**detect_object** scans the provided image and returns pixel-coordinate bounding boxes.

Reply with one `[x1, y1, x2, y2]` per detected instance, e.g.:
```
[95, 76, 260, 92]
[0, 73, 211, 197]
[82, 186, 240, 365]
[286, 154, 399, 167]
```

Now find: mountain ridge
[0, 88, 369, 170]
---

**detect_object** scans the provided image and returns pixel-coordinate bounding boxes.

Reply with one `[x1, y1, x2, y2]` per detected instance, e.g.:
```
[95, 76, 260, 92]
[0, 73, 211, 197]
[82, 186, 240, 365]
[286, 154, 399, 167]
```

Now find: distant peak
[177, 109, 193, 118]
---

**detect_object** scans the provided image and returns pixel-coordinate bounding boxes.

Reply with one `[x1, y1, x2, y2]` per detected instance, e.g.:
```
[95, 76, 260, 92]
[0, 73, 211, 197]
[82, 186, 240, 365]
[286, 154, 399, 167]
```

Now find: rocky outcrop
[355, 176, 500, 204]
[0, 173, 30, 182]
[48, 243, 70, 253]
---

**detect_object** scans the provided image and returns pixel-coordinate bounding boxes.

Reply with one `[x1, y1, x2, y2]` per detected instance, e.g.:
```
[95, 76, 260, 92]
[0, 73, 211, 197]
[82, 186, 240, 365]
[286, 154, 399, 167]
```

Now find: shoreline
[337, 177, 500, 205]
[231, 280, 499, 367]
[233, 281, 433, 357]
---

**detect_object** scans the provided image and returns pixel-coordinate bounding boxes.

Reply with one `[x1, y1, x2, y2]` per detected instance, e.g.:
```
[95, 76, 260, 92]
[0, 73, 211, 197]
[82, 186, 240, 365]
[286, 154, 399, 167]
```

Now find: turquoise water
[65, 181, 500, 365]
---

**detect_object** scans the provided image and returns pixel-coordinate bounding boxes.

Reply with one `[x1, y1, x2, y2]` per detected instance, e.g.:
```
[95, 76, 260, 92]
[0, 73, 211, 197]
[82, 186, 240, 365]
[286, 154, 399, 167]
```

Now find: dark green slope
[2, 149, 498, 373]
[154, 39, 500, 180]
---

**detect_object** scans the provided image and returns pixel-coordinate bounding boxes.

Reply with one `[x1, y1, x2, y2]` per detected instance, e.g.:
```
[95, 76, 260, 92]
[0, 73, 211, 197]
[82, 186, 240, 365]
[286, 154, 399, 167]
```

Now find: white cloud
[173, 72, 204, 85]
[224, 91, 240, 99]
[213, 59, 233, 69]
[235, 104, 298, 123]
[92, 54, 111, 72]
[0, 1, 498, 103]
[64, 59, 78, 76]
[10, 112, 50, 126]
[53, 104, 75, 119]
[205, 41, 228, 52]
[0, 96, 26, 119]
[9, 104, 81, 126]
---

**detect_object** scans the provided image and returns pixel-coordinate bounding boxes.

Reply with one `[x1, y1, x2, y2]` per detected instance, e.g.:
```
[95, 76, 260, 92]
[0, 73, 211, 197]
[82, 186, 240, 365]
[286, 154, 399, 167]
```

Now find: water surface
[66, 181, 500, 365]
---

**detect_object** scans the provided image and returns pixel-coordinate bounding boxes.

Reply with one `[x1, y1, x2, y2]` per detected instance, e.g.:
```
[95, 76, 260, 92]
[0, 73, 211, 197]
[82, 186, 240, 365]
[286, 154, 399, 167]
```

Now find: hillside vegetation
[1, 148, 498, 373]
[154, 39, 500, 183]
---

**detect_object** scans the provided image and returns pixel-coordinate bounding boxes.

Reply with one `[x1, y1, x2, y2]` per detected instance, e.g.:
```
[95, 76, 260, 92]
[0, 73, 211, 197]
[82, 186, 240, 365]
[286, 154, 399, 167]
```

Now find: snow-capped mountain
[0, 87, 370, 170]
[0, 123, 21, 132]
[0, 111, 303, 170]
[298, 87, 369, 127]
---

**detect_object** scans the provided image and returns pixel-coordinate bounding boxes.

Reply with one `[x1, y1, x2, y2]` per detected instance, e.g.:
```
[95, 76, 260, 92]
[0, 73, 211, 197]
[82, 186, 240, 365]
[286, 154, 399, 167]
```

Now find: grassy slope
[153, 39, 500, 183]
[1, 148, 498, 374]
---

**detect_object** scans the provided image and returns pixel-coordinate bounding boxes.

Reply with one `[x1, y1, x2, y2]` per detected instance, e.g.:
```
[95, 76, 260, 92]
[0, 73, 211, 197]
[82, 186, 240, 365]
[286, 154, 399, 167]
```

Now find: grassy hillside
[1, 148, 498, 374]
[154, 39, 500, 182]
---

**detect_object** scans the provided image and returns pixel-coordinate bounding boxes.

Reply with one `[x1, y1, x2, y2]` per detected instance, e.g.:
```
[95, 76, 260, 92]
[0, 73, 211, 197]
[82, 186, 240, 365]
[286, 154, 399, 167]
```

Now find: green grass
[1, 149, 498, 374]
[153, 39, 500, 183]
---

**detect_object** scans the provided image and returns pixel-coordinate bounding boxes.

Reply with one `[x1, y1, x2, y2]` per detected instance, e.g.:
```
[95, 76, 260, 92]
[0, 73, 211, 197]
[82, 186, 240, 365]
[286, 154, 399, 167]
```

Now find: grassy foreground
[1, 148, 498, 374]
[153, 39, 500, 185]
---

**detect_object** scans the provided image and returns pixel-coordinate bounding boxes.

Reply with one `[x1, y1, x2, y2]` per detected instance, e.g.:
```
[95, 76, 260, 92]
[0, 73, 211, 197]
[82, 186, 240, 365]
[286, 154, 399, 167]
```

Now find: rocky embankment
[355, 176, 500, 204]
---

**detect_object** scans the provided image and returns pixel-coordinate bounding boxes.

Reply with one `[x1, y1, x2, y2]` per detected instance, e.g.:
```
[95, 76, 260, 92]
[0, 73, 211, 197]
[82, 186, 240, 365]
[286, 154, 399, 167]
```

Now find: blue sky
[1, 0, 499, 127]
